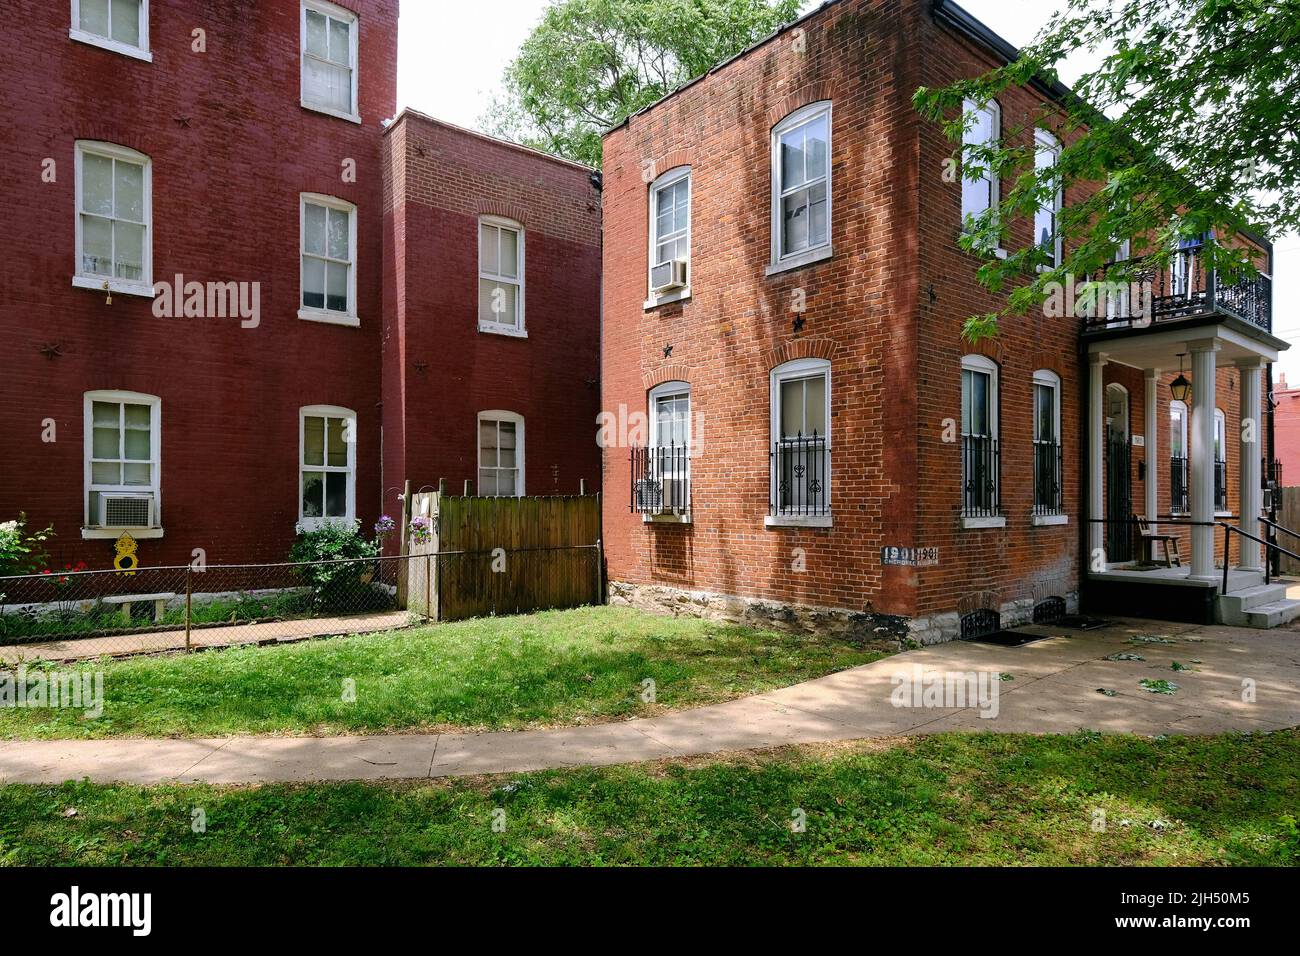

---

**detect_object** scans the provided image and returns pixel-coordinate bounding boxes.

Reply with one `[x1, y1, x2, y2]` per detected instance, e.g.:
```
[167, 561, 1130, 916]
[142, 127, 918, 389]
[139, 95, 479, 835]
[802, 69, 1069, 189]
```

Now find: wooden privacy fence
[403, 487, 603, 622]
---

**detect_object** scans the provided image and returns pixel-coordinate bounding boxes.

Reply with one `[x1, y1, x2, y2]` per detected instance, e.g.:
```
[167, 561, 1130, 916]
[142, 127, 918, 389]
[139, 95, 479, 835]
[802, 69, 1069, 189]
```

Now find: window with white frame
[1214, 407, 1228, 512]
[84, 390, 160, 531]
[300, 193, 357, 324]
[478, 412, 524, 496]
[644, 382, 691, 513]
[961, 355, 1000, 517]
[961, 99, 1000, 227]
[648, 167, 691, 299]
[299, 406, 356, 528]
[75, 141, 151, 294]
[1034, 130, 1062, 268]
[771, 102, 831, 269]
[1032, 370, 1062, 514]
[71, 0, 150, 60]
[479, 217, 525, 334]
[301, 0, 359, 121]
[1170, 399, 1189, 513]
[770, 359, 830, 517]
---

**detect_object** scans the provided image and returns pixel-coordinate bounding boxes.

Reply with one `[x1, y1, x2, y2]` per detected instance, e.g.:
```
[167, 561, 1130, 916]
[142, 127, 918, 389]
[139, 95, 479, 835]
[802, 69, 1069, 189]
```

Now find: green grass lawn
[0, 606, 890, 739]
[2, 731, 1296, 866]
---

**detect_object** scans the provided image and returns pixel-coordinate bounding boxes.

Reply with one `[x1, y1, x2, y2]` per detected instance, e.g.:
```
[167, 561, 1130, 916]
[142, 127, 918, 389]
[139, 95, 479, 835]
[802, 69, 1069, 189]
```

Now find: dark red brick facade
[0, 1, 600, 569]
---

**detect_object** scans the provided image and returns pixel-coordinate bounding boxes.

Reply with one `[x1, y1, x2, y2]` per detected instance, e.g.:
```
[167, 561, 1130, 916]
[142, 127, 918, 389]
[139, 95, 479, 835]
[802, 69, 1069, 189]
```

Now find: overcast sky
[396, 0, 1299, 381]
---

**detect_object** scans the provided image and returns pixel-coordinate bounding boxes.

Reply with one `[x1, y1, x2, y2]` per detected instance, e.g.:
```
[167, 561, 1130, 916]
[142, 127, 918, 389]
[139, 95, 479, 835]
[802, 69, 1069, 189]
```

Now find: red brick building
[0, 0, 600, 569]
[1270, 372, 1300, 483]
[600, 0, 1285, 635]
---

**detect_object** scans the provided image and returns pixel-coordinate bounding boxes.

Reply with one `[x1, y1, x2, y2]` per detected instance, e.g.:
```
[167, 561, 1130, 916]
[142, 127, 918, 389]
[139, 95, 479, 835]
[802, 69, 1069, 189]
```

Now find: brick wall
[380, 112, 603, 526]
[0, 0, 397, 567]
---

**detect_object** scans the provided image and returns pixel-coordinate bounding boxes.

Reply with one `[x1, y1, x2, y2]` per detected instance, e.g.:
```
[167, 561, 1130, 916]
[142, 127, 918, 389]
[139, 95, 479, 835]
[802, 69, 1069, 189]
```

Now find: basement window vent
[1033, 597, 1066, 625]
[959, 609, 1000, 641]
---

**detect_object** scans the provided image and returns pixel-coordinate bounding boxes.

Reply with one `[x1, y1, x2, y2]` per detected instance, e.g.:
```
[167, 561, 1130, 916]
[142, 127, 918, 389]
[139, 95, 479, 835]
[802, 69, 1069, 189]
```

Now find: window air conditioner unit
[651, 259, 688, 294]
[98, 492, 154, 528]
[661, 477, 690, 513]
[635, 478, 664, 514]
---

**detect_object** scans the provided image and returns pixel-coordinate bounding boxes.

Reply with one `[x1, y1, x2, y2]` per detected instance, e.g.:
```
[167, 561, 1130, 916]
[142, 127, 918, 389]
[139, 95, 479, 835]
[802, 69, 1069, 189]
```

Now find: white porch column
[1089, 352, 1108, 563]
[1143, 368, 1160, 557]
[1189, 340, 1220, 579]
[1238, 359, 1265, 570]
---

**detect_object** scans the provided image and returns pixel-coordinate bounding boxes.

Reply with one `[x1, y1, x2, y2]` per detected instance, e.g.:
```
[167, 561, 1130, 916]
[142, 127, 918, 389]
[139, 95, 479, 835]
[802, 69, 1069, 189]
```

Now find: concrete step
[1244, 599, 1300, 629]
[1215, 584, 1290, 625]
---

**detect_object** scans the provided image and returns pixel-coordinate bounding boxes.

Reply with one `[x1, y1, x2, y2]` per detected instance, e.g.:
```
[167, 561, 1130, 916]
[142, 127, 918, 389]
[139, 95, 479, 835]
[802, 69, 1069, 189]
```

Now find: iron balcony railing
[629, 444, 691, 515]
[1171, 455, 1189, 513]
[1214, 459, 1228, 512]
[1032, 439, 1063, 515]
[1081, 243, 1271, 333]
[961, 435, 1000, 517]
[770, 433, 829, 517]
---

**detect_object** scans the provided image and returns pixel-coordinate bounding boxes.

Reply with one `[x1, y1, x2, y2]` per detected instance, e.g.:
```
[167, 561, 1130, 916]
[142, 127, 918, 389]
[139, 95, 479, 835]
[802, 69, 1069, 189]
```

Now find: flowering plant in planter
[409, 515, 433, 546]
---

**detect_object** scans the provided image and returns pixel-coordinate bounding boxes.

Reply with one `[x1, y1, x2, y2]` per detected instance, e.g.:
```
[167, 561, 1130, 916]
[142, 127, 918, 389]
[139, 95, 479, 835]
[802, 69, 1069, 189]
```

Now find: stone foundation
[608, 581, 1080, 648]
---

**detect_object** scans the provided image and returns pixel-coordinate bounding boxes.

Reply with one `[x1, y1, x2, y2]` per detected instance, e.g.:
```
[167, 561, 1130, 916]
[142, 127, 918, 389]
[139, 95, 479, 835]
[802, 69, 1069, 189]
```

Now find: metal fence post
[184, 565, 193, 653]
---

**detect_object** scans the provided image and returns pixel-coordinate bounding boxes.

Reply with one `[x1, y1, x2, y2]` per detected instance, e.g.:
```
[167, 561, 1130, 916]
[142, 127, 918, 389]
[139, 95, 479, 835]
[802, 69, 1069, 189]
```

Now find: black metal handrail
[1081, 243, 1272, 333]
[1032, 439, 1062, 515]
[629, 444, 691, 515]
[1220, 520, 1300, 592]
[962, 435, 1000, 517]
[770, 433, 829, 517]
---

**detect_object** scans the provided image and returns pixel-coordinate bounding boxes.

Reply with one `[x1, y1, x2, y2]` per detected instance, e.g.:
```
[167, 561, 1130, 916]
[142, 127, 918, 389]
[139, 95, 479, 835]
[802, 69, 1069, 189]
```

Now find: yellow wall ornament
[113, 532, 139, 576]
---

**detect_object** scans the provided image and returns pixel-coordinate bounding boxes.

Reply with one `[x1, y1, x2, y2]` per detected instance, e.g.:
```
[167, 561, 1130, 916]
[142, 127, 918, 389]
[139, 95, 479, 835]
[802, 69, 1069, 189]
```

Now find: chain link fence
[0, 555, 426, 662]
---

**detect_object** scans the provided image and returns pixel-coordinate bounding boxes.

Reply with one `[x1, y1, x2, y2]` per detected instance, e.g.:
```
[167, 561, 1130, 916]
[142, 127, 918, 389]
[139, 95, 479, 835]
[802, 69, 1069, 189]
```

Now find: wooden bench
[1136, 516, 1181, 568]
[102, 592, 177, 625]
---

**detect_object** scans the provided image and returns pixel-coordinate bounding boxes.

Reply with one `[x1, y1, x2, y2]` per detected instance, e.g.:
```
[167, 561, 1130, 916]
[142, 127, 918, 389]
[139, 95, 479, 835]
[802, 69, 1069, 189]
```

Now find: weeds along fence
[0, 555, 421, 661]
[406, 491, 603, 622]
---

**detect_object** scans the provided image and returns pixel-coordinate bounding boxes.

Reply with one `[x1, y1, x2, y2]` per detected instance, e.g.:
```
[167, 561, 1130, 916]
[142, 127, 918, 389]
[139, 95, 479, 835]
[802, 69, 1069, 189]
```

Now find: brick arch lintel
[762, 338, 838, 371]
[765, 83, 834, 131]
[962, 338, 1006, 366]
[641, 364, 694, 392]
[1028, 350, 1066, 378]
[476, 200, 529, 226]
[956, 590, 1001, 616]
[648, 149, 694, 181]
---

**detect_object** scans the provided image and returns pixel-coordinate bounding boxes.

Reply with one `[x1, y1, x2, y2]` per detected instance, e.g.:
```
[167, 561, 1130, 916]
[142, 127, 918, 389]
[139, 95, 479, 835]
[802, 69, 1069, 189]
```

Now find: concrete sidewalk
[2, 617, 1297, 785]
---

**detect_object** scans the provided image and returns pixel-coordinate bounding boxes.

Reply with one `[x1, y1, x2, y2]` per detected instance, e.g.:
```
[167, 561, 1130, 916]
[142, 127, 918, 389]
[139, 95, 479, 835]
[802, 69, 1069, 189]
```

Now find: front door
[1105, 384, 1134, 563]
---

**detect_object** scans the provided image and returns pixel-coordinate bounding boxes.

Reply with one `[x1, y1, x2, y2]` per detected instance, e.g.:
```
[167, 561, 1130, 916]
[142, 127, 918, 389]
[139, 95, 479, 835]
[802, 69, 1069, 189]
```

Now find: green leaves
[485, 0, 803, 167]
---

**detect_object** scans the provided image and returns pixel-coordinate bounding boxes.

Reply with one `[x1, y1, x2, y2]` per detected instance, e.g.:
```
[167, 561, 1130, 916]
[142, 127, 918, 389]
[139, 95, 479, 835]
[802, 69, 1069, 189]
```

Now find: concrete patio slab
[1, 616, 1296, 785]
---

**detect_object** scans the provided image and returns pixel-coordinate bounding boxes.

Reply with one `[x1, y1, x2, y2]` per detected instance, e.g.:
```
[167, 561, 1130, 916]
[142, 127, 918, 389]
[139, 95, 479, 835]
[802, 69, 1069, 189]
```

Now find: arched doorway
[1105, 383, 1134, 562]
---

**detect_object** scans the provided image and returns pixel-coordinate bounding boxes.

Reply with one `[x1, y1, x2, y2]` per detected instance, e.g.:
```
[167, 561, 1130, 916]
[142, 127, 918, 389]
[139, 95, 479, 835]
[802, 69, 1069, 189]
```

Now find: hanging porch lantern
[1170, 353, 1192, 404]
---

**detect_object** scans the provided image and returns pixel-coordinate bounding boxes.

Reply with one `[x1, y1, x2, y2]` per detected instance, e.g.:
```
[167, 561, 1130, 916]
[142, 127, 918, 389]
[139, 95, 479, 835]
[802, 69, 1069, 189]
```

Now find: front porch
[1084, 288, 1290, 624]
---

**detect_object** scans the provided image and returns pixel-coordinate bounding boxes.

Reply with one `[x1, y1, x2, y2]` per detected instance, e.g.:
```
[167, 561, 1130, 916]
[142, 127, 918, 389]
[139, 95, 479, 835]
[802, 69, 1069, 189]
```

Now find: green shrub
[288, 522, 382, 612]
[0, 513, 53, 578]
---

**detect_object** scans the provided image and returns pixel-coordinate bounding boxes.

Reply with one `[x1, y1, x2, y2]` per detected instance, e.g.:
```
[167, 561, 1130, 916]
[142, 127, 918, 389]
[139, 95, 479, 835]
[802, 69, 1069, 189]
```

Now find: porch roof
[1087, 315, 1289, 372]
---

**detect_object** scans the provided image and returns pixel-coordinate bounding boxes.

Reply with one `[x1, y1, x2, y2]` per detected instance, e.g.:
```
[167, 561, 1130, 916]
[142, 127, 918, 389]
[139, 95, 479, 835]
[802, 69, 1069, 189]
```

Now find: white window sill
[765, 514, 832, 528]
[301, 100, 362, 125]
[82, 527, 164, 540]
[478, 323, 528, 338]
[299, 308, 360, 327]
[73, 275, 155, 298]
[644, 288, 691, 309]
[643, 512, 691, 524]
[961, 515, 1006, 529]
[70, 30, 152, 62]
[1031, 513, 1068, 526]
[766, 246, 832, 277]
[1215, 511, 1233, 518]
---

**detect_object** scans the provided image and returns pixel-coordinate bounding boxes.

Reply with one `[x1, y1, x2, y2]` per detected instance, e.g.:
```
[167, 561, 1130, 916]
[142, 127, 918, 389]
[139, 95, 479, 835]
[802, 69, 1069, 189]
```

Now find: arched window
[75, 141, 152, 296]
[961, 98, 1001, 227]
[1214, 408, 1228, 512]
[648, 167, 691, 303]
[1033, 129, 1062, 268]
[1170, 400, 1189, 513]
[1032, 370, 1062, 515]
[84, 390, 161, 535]
[770, 102, 832, 272]
[961, 355, 1000, 520]
[769, 358, 831, 519]
[299, 405, 356, 529]
[478, 410, 524, 496]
